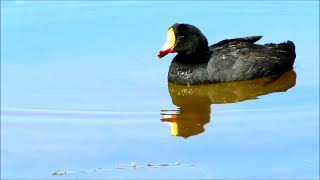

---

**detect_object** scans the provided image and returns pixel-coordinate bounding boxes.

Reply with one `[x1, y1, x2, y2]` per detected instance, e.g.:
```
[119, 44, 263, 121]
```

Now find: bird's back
[207, 37, 296, 82]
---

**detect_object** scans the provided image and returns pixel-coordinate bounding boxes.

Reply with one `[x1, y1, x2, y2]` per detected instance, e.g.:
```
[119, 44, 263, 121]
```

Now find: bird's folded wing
[211, 36, 262, 47]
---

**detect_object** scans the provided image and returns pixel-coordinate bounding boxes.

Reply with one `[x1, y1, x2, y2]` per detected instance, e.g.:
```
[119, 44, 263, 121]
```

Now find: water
[1, 1, 319, 179]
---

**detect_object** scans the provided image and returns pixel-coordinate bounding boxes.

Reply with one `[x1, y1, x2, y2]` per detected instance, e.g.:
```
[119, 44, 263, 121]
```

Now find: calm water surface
[1, 1, 319, 179]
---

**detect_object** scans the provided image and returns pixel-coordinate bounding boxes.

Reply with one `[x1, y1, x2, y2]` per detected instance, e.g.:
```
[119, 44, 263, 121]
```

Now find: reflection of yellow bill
[163, 121, 178, 136]
[170, 122, 178, 136]
[161, 114, 178, 136]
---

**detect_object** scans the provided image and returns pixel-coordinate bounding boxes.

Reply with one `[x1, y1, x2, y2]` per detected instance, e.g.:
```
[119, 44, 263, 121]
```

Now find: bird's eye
[178, 35, 185, 39]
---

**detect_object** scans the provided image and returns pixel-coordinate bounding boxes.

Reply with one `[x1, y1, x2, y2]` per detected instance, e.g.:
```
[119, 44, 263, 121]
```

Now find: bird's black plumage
[160, 23, 296, 85]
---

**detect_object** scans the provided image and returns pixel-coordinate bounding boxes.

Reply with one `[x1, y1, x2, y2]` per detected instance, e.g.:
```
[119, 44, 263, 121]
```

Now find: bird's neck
[169, 57, 210, 85]
[175, 46, 211, 64]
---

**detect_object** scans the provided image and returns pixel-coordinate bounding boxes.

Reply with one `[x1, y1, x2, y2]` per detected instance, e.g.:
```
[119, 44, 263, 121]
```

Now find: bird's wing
[210, 36, 262, 48]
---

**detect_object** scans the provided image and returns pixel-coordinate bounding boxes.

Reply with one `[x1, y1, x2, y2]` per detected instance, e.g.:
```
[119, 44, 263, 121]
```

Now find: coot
[157, 23, 296, 85]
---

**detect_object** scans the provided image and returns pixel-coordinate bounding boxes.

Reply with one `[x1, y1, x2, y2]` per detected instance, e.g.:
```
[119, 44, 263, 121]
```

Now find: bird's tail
[278, 41, 295, 56]
[266, 41, 296, 65]
[280, 41, 296, 64]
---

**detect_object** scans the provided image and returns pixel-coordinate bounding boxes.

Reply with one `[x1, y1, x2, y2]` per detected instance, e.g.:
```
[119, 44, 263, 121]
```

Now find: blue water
[1, 1, 319, 179]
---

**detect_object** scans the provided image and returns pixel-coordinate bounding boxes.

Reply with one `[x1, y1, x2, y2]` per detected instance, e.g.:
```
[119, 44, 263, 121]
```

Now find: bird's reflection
[161, 70, 296, 138]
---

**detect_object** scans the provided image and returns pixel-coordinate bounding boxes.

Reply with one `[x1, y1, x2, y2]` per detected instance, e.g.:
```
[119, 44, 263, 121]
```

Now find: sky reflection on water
[1, 1, 319, 179]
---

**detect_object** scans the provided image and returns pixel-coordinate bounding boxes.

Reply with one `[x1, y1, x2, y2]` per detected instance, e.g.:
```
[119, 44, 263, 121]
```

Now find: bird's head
[157, 23, 208, 59]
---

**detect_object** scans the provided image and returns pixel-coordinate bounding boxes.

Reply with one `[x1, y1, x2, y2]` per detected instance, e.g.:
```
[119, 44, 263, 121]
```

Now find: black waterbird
[157, 23, 296, 85]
